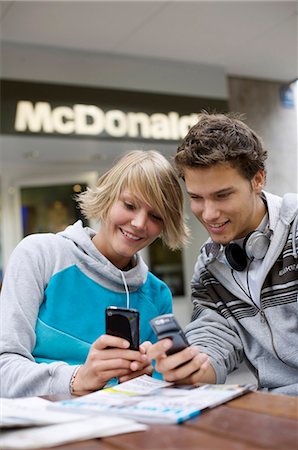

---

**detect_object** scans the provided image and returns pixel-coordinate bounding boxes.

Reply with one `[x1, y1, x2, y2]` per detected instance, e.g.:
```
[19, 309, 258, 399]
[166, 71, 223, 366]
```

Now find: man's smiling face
[184, 163, 266, 245]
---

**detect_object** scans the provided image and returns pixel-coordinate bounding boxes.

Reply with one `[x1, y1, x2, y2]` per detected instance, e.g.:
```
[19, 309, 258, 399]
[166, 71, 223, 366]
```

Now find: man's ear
[251, 170, 265, 193]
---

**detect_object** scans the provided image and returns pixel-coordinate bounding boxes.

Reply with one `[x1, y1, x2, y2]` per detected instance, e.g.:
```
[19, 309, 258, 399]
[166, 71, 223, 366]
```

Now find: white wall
[1, 42, 227, 98]
[228, 77, 298, 196]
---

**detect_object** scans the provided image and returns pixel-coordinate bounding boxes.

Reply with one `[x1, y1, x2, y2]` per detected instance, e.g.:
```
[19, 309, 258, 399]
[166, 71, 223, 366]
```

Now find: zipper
[260, 309, 266, 323]
[231, 268, 295, 367]
[258, 306, 292, 366]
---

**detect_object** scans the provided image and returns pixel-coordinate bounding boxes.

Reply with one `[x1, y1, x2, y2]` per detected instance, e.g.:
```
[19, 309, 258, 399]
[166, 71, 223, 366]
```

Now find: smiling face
[92, 190, 164, 269]
[184, 163, 266, 245]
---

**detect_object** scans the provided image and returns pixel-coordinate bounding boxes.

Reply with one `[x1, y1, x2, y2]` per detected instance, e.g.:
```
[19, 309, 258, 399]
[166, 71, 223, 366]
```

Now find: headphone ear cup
[244, 231, 271, 260]
[224, 243, 247, 271]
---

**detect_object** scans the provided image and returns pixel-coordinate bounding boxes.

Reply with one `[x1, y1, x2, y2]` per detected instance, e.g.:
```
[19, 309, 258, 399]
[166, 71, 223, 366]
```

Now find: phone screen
[106, 307, 140, 350]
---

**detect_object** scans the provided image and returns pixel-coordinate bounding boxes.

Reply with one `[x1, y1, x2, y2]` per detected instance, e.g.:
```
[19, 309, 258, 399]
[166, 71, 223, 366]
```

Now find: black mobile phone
[105, 307, 140, 351]
[150, 313, 189, 356]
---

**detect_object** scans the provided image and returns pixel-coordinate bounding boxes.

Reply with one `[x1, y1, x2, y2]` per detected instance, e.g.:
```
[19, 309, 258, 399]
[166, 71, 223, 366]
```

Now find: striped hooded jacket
[185, 191, 298, 396]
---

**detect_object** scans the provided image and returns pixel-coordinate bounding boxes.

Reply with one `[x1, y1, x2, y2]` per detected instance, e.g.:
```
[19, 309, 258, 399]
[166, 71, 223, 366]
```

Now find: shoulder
[143, 272, 173, 314]
[7, 233, 75, 277]
[281, 193, 298, 221]
[263, 191, 298, 225]
[192, 244, 209, 278]
[145, 272, 172, 294]
[11, 233, 54, 256]
[12, 232, 67, 257]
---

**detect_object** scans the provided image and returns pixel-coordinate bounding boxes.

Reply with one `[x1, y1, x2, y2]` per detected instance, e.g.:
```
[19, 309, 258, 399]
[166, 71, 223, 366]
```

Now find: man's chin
[211, 236, 229, 246]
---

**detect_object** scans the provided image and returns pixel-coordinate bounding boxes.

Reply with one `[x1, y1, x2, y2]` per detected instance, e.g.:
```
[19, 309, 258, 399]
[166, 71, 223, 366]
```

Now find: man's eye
[190, 195, 202, 200]
[217, 192, 230, 199]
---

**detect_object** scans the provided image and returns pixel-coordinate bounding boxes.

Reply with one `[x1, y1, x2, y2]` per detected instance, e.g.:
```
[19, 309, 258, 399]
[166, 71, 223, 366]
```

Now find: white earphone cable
[120, 270, 130, 309]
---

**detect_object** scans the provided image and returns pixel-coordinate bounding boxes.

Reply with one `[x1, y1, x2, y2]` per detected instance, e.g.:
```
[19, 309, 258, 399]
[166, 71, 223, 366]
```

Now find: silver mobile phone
[106, 306, 140, 351]
[150, 313, 189, 355]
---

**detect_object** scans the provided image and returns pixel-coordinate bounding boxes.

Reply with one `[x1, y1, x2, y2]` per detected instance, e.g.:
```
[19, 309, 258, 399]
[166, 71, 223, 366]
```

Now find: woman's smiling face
[93, 190, 164, 269]
[184, 163, 266, 245]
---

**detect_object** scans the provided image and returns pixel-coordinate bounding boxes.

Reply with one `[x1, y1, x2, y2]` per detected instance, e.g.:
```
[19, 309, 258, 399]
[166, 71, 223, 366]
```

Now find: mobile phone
[105, 307, 140, 351]
[150, 313, 189, 356]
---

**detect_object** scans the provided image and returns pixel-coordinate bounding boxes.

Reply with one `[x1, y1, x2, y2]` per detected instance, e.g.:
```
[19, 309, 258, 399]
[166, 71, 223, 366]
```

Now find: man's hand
[148, 338, 216, 385]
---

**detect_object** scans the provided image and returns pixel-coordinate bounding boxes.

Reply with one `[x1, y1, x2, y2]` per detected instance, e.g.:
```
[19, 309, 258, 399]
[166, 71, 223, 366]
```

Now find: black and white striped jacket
[186, 191, 298, 396]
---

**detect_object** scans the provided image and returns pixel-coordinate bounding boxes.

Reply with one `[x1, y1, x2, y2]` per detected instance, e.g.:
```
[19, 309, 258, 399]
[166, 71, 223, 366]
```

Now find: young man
[149, 113, 298, 396]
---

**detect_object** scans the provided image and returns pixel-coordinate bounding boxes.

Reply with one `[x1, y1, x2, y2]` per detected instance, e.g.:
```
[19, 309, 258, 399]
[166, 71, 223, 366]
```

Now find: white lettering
[74, 105, 104, 135]
[179, 114, 198, 138]
[150, 113, 171, 140]
[52, 106, 75, 134]
[127, 112, 150, 138]
[105, 110, 127, 137]
[279, 263, 298, 276]
[14, 101, 199, 141]
[168, 112, 180, 140]
[15, 101, 53, 132]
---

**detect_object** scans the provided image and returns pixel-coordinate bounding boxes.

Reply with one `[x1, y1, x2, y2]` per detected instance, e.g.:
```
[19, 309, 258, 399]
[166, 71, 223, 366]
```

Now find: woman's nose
[131, 211, 147, 229]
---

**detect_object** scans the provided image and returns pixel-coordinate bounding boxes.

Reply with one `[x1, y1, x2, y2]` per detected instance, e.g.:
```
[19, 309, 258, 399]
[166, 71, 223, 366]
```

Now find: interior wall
[1, 42, 227, 99]
[228, 77, 297, 195]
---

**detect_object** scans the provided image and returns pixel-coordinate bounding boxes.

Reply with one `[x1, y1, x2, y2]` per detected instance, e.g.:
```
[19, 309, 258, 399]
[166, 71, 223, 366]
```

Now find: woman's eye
[124, 202, 135, 210]
[151, 213, 163, 222]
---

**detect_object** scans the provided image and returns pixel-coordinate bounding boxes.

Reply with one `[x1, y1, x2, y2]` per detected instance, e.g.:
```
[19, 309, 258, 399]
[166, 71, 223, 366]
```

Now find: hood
[57, 220, 148, 290]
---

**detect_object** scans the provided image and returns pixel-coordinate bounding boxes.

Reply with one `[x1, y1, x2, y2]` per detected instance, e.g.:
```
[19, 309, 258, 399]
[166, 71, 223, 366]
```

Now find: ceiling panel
[0, 1, 166, 51]
[0, 1, 297, 81]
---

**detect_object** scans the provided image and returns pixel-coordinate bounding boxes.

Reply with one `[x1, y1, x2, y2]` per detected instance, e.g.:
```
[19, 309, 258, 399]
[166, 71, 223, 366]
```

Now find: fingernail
[162, 339, 172, 350]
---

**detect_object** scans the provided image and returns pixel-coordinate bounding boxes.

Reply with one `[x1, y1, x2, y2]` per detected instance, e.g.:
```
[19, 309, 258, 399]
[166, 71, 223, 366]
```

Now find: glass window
[148, 238, 185, 297]
[20, 183, 88, 236]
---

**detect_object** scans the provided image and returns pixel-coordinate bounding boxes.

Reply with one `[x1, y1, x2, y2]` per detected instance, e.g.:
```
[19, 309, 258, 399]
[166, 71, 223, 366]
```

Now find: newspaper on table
[0, 375, 256, 449]
[50, 374, 256, 424]
[0, 396, 147, 449]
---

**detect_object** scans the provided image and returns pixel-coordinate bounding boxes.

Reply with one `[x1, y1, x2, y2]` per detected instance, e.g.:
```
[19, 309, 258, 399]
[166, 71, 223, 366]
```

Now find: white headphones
[204, 229, 272, 271]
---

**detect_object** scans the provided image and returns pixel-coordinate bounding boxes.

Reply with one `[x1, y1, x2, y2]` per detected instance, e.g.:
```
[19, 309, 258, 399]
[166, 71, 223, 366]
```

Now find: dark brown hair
[175, 113, 267, 181]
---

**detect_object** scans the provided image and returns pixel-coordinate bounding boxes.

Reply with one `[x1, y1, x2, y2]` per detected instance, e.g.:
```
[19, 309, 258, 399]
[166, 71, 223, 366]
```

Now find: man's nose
[201, 201, 220, 222]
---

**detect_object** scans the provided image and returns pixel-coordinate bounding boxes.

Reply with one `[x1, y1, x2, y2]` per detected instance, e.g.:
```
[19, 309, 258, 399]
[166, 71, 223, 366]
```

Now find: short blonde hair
[77, 150, 189, 249]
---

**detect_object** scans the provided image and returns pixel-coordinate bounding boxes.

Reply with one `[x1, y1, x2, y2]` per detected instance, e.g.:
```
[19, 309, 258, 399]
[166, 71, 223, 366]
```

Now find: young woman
[0, 150, 189, 398]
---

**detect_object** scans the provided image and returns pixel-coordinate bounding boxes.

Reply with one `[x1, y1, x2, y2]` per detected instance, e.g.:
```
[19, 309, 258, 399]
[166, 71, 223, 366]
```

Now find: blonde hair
[77, 150, 189, 249]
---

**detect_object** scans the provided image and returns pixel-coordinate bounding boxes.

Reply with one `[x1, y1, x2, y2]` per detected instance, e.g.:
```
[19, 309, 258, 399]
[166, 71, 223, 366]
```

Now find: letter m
[15, 101, 54, 133]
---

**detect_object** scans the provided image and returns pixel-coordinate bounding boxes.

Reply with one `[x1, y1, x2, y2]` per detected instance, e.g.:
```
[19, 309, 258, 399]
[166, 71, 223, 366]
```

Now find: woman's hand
[71, 335, 150, 395]
[118, 341, 153, 383]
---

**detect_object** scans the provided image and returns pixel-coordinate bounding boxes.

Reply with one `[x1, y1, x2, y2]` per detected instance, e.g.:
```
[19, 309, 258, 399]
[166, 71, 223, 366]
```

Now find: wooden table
[42, 391, 297, 450]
